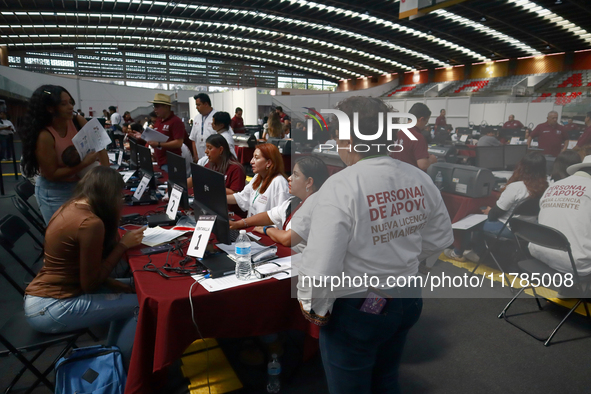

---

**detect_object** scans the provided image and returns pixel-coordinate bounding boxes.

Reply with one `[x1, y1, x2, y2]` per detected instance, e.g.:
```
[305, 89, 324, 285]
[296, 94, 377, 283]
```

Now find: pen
[118, 226, 127, 231]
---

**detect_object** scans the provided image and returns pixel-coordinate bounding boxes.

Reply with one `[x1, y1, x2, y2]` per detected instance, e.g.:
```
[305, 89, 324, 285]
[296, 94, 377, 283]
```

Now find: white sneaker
[463, 250, 480, 263]
[444, 249, 466, 262]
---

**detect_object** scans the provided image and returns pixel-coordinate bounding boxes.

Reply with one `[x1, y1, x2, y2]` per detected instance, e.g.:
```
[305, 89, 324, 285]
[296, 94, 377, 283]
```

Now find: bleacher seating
[385, 84, 416, 97]
[548, 71, 591, 89]
[452, 78, 490, 94]
[531, 92, 552, 103]
[531, 92, 583, 105]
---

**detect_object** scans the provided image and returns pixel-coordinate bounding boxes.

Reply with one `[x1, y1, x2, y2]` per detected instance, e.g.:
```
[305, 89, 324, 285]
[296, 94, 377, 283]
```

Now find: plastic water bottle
[435, 171, 443, 189]
[235, 230, 252, 280]
[267, 354, 281, 393]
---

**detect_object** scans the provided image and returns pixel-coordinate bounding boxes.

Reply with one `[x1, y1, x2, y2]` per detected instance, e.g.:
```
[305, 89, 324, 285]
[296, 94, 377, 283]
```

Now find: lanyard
[252, 187, 261, 205]
[201, 112, 212, 136]
[283, 196, 308, 230]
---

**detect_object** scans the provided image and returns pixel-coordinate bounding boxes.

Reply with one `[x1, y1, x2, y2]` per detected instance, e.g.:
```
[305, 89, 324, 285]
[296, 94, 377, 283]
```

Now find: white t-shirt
[529, 172, 591, 275]
[267, 193, 318, 254]
[189, 109, 217, 160]
[0, 119, 15, 136]
[496, 181, 530, 223]
[233, 174, 289, 218]
[110, 112, 122, 127]
[297, 156, 453, 315]
[219, 129, 237, 158]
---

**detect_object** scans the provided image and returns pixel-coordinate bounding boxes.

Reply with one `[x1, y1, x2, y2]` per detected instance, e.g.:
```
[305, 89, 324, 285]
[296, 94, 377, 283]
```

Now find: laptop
[199, 253, 237, 278]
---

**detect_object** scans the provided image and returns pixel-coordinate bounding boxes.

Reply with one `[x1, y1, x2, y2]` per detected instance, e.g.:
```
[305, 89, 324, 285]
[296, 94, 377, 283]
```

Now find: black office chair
[0, 214, 44, 278]
[0, 261, 94, 393]
[498, 217, 591, 346]
[12, 196, 46, 235]
[14, 179, 45, 225]
[469, 197, 541, 288]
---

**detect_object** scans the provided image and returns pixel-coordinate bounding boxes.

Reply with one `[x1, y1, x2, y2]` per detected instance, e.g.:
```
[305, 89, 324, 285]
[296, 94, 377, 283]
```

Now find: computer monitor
[136, 144, 156, 190]
[455, 127, 472, 136]
[567, 129, 583, 140]
[128, 139, 139, 171]
[474, 146, 504, 171]
[190, 162, 232, 245]
[499, 128, 525, 141]
[165, 151, 190, 210]
[503, 145, 527, 171]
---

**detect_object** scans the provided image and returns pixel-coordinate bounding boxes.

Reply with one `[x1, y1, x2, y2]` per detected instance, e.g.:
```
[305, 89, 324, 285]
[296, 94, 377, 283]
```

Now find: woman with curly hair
[227, 143, 289, 217]
[445, 152, 549, 262]
[21, 85, 108, 223]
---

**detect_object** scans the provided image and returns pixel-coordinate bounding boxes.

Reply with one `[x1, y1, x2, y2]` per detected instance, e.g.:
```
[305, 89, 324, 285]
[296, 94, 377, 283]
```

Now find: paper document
[72, 118, 112, 159]
[568, 140, 577, 149]
[492, 171, 514, 180]
[108, 152, 116, 162]
[120, 170, 136, 183]
[196, 255, 297, 292]
[141, 226, 188, 246]
[452, 214, 488, 230]
[141, 127, 169, 143]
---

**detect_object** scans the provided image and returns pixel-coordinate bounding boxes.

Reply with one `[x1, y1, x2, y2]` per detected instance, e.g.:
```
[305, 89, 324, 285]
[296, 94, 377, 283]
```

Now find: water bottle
[435, 171, 443, 189]
[235, 230, 252, 280]
[267, 354, 281, 393]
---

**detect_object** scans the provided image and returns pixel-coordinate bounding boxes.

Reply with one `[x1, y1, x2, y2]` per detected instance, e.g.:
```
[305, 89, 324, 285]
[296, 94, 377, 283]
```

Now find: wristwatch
[263, 226, 271, 236]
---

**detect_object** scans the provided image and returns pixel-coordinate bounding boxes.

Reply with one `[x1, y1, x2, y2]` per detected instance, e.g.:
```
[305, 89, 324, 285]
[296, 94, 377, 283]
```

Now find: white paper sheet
[141, 127, 169, 143]
[71, 118, 112, 159]
[119, 170, 136, 183]
[451, 214, 488, 230]
[141, 226, 188, 246]
[72, 118, 111, 160]
[195, 255, 297, 292]
[215, 242, 269, 256]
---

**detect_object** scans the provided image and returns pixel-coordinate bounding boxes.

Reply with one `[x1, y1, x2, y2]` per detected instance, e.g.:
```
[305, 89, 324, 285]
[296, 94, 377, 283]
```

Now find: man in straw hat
[528, 155, 591, 285]
[147, 93, 185, 171]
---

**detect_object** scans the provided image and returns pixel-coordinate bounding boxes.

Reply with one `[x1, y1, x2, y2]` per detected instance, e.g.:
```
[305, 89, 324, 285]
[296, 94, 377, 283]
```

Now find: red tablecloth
[235, 146, 254, 165]
[124, 232, 317, 394]
[441, 191, 500, 248]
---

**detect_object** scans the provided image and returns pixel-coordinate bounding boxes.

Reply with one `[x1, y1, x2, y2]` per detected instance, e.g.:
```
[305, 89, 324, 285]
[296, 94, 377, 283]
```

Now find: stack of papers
[141, 226, 188, 246]
[196, 256, 297, 293]
[119, 170, 136, 183]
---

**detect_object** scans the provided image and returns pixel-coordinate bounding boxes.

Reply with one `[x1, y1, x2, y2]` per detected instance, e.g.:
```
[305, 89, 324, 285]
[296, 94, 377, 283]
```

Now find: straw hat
[148, 93, 172, 106]
[567, 155, 591, 175]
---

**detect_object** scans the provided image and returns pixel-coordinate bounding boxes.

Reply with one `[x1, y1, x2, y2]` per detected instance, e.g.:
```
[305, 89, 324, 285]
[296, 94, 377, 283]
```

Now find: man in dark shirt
[577, 111, 591, 148]
[230, 107, 246, 134]
[503, 114, 524, 129]
[390, 103, 436, 171]
[528, 111, 567, 157]
[276, 106, 290, 124]
[435, 109, 447, 128]
[146, 93, 185, 171]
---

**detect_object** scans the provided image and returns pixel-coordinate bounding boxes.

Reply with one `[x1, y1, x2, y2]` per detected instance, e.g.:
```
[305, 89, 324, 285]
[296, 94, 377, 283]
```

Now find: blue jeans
[0, 134, 11, 159]
[319, 290, 423, 394]
[34, 176, 78, 224]
[24, 288, 138, 368]
[454, 219, 513, 256]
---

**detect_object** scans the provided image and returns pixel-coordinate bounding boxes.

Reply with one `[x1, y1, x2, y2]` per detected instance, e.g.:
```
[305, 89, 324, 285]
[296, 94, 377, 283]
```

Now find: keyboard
[229, 229, 240, 243]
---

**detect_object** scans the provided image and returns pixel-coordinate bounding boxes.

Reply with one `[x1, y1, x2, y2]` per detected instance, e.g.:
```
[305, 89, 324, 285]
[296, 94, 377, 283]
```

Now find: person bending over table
[24, 166, 146, 367]
[227, 143, 290, 217]
[230, 156, 329, 253]
[20, 84, 109, 224]
[445, 152, 548, 263]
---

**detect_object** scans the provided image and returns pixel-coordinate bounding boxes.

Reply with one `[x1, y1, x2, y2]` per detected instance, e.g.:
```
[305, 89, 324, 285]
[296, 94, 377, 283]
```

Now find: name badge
[257, 195, 268, 205]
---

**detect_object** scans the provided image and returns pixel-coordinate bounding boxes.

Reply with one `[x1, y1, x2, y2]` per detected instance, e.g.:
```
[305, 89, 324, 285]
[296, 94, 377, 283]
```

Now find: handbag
[55, 345, 126, 394]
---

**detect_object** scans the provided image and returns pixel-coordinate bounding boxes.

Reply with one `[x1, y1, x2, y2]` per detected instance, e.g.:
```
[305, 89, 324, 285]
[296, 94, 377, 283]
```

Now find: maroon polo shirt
[530, 121, 567, 157]
[435, 115, 446, 127]
[230, 115, 245, 134]
[576, 126, 591, 147]
[503, 120, 524, 129]
[390, 126, 429, 168]
[152, 111, 185, 166]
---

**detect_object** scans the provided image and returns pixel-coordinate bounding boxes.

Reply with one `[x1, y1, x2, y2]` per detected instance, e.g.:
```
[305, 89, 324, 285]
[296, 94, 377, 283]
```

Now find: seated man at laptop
[477, 129, 502, 147]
